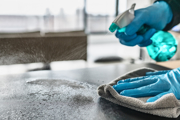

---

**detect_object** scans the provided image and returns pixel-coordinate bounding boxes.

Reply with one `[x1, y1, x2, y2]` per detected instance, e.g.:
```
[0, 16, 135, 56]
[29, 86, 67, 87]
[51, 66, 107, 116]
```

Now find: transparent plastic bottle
[115, 25, 178, 62]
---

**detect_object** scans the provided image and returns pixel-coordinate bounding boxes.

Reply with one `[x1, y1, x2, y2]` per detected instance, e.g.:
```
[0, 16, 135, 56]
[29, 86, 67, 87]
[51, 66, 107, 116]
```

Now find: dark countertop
[0, 63, 177, 120]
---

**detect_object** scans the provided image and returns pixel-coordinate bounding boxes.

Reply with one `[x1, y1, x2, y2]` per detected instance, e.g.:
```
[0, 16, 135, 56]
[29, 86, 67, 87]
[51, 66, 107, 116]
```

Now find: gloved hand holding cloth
[113, 68, 180, 102]
[98, 68, 180, 118]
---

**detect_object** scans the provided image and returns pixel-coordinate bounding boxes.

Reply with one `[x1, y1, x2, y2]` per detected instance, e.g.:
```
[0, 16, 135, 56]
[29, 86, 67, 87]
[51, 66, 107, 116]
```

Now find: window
[0, 0, 84, 32]
[86, 0, 116, 33]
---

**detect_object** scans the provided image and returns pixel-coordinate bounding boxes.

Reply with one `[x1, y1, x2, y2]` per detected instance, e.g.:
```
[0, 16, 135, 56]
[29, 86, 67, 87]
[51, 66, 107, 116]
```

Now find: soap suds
[27, 79, 85, 89]
[0, 78, 99, 120]
[72, 94, 94, 105]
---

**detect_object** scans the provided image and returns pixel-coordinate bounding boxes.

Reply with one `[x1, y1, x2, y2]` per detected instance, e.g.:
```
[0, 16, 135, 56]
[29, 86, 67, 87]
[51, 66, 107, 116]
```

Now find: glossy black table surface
[0, 63, 178, 120]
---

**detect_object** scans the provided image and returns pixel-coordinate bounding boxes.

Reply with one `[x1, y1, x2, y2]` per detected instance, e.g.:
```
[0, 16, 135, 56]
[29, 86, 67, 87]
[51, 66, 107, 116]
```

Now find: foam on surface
[0, 78, 99, 120]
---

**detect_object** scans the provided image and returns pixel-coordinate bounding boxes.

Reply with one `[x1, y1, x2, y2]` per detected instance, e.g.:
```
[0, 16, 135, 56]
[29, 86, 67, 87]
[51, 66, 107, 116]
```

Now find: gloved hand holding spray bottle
[109, 2, 178, 62]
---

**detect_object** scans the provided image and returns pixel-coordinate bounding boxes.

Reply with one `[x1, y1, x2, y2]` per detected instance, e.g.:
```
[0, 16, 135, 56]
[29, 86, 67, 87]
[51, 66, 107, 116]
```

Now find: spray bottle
[109, 3, 178, 62]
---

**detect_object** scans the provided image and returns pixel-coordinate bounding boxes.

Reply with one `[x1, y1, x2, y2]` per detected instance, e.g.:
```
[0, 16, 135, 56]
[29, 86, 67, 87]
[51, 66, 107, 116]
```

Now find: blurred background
[0, 0, 179, 75]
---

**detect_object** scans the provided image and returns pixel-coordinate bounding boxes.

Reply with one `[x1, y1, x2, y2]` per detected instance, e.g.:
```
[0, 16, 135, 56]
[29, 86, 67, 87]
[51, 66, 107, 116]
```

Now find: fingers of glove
[142, 28, 156, 41]
[115, 31, 121, 38]
[138, 39, 152, 47]
[120, 79, 167, 97]
[125, 10, 146, 36]
[170, 68, 180, 77]
[146, 70, 171, 76]
[146, 91, 171, 102]
[117, 76, 149, 84]
[138, 28, 156, 47]
[120, 35, 143, 46]
[113, 78, 157, 93]
[115, 31, 137, 42]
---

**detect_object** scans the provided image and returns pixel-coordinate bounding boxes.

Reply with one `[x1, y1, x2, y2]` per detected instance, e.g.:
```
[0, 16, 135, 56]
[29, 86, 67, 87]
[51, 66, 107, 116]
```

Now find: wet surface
[0, 63, 177, 120]
[0, 78, 98, 120]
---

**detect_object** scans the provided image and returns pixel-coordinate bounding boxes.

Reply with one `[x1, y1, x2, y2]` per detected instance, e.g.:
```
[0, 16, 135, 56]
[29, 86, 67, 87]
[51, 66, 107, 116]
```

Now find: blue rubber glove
[113, 68, 180, 102]
[115, 1, 173, 47]
[146, 70, 171, 76]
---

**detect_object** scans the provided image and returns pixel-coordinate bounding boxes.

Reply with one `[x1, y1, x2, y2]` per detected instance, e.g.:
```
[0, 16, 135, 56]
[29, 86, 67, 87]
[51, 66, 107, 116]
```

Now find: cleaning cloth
[98, 68, 180, 118]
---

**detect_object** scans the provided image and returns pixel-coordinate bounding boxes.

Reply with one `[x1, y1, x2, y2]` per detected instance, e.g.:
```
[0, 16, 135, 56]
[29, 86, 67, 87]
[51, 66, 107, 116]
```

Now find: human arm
[156, 0, 180, 31]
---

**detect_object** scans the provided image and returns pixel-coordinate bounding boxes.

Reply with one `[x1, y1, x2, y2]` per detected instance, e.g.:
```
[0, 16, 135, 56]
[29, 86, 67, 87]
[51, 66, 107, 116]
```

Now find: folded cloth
[97, 68, 180, 118]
